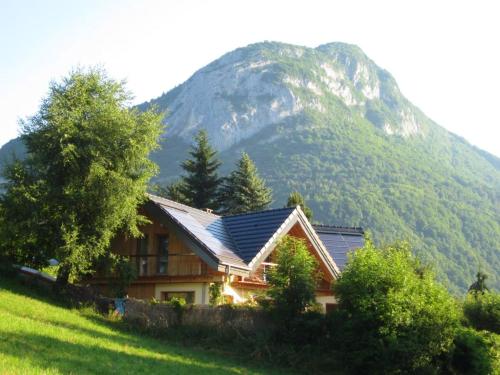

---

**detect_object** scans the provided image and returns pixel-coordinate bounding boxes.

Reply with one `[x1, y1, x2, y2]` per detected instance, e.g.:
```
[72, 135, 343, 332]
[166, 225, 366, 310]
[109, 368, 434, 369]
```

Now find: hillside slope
[0, 276, 280, 374]
[141, 42, 500, 293]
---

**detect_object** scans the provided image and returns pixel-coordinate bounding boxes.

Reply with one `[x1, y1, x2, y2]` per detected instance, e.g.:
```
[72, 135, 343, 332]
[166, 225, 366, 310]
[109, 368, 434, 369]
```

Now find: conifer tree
[218, 152, 272, 214]
[285, 191, 313, 221]
[178, 130, 221, 209]
[155, 180, 189, 204]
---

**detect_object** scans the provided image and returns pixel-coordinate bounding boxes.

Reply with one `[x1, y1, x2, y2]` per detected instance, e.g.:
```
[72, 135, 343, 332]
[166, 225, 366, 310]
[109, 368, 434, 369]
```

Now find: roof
[146, 195, 247, 269]
[146, 194, 359, 276]
[313, 225, 364, 270]
[222, 207, 296, 263]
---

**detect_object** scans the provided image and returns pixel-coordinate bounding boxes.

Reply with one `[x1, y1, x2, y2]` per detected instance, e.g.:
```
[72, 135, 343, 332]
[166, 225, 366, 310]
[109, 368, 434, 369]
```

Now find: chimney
[205, 208, 213, 214]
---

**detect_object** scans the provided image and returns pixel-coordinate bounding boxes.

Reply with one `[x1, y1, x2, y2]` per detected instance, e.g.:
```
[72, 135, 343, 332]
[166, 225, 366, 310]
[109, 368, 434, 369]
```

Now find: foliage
[463, 291, 500, 333]
[176, 130, 221, 209]
[266, 236, 319, 319]
[209, 282, 224, 306]
[0, 68, 163, 284]
[218, 152, 272, 214]
[332, 241, 461, 373]
[450, 328, 499, 375]
[155, 180, 189, 204]
[469, 271, 490, 294]
[285, 191, 313, 221]
[97, 253, 137, 298]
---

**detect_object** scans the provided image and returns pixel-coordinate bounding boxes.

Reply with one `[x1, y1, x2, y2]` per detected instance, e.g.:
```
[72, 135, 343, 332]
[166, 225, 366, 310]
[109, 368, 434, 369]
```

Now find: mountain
[2, 42, 499, 293]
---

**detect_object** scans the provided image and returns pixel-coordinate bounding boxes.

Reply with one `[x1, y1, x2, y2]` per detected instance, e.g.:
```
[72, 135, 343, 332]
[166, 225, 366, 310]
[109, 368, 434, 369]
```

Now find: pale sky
[1, 0, 499, 156]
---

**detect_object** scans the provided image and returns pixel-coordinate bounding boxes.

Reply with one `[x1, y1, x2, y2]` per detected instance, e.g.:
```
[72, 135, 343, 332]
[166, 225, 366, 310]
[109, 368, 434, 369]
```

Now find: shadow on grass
[0, 331, 249, 375]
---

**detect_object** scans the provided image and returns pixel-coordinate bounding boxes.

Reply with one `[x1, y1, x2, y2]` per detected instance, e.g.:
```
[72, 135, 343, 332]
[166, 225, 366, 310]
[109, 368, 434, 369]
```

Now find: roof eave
[246, 207, 340, 279]
[295, 206, 341, 279]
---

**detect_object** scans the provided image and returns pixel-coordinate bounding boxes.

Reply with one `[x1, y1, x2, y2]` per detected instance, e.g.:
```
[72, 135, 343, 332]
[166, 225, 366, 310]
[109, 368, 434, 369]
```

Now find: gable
[145, 195, 344, 279]
[222, 207, 296, 263]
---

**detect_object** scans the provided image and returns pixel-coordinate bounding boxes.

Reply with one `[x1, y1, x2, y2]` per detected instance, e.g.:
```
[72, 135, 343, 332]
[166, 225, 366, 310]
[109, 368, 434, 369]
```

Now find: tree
[175, 130, 221, 209]
[332, 241, 460, 373]
[0, 68, 163, 284]
[218, 152, 272, 214]
[469, 271, 490, 295]
[463, 291, 500, 333]
[285, 191, 313, 221]
[267, 236, 319, 319]
[155, 180, 189, 204]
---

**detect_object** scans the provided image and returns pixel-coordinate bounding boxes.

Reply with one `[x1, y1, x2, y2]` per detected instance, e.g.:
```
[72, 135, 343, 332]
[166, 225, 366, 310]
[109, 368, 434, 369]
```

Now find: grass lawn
[0, 276, 286, 375]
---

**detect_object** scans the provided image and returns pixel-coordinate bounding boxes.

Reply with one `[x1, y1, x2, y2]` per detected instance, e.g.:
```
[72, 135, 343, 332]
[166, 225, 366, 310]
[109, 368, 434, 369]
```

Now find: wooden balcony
[129, 254, 208, 278]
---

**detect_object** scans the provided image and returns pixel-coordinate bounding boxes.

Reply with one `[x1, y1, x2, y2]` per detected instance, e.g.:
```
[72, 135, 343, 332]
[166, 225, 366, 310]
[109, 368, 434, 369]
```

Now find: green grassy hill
[0, 277, 281, 375]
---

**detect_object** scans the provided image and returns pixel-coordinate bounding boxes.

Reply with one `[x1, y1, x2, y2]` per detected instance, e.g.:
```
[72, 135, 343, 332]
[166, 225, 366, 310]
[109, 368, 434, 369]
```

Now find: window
[161, 291, 195, 304]
[137, 235, 148, 276]
[157, 235, 169, 274]
[261, 256, 277, 283]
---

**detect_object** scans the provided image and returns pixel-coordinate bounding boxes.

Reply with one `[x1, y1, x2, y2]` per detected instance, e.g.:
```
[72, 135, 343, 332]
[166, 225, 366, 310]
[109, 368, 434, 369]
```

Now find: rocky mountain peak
[144, 41, 424, 150]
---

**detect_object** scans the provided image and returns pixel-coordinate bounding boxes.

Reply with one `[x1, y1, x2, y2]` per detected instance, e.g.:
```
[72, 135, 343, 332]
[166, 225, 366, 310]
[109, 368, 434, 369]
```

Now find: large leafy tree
[332, 241, 460, 373]
[0, 68, 163, 283]
[173, 130, 221, 209]
[218, 152, 272, 214]
[285, 191, 313, 221]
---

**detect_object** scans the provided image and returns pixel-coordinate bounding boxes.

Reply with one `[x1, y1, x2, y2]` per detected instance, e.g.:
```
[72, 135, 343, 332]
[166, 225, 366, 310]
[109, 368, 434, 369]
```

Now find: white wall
[155, 282, 209, 305]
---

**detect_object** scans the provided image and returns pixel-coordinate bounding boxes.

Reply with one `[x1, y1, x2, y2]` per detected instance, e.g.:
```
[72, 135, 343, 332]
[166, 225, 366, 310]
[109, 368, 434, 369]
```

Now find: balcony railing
[129, 253, 207, 277]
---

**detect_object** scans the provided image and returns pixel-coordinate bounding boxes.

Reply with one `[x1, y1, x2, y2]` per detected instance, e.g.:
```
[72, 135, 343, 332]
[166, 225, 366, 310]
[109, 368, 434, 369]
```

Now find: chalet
[91, 194, 364, 311]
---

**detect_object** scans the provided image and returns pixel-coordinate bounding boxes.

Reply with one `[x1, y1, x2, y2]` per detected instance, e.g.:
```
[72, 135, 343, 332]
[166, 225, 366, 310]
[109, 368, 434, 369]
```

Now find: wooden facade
[91, 204, 336, 309]
[91, 209, 224, 300]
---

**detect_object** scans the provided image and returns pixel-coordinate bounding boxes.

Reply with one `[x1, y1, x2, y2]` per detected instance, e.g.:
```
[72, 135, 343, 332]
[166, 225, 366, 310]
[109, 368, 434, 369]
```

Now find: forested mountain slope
[2, 42, 499, 293]
[140, 42, 500, 293]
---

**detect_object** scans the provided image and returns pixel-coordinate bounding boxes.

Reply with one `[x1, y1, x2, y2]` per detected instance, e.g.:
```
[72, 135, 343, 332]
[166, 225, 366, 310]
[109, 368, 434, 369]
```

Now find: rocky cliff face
[143, 42, 425, 150]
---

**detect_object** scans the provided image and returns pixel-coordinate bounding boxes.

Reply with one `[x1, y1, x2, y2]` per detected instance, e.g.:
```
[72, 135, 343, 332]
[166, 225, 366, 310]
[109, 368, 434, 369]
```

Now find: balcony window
[157, 235, 169, 274]
[137, 235, 148, 276]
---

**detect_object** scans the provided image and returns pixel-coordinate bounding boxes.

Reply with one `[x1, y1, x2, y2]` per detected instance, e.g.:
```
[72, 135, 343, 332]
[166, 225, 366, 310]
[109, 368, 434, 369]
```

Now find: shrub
[209, 282, 223, 306]
[332, 241, 460, 373]
[463, 292, 500, 334]
[266, 236, 320, 320]
[450, 328, 499, 374]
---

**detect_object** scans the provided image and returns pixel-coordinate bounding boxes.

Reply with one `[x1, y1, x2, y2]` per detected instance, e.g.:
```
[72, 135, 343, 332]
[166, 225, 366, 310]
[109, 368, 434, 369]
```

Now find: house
[90, 194, 364, 311]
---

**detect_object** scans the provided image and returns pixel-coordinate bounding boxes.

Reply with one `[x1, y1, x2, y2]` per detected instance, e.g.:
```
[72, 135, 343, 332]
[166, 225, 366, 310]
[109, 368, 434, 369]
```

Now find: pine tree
[218, 152, 272, 214]
[155, 180, 190, 204]
[285, 191, 313, 221]
[178, 130, 221, 209]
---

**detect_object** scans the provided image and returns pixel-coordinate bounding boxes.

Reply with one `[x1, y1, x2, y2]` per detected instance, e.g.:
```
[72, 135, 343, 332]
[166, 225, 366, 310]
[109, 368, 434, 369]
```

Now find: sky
[1, 0, 499, 156]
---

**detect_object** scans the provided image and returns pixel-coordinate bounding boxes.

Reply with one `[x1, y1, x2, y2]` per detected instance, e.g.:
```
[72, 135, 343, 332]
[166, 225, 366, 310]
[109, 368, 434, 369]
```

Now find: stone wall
[123, 298, 272, 334]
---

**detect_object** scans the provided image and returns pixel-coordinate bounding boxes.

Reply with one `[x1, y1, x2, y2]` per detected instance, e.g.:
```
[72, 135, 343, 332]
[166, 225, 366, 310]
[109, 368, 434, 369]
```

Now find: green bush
[266, 235, 320, 320]
[332, 241, 460, 373]
[450, 328, 499, 374]
[463, 292, 500, 334]
[209, 282, 223, 306]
